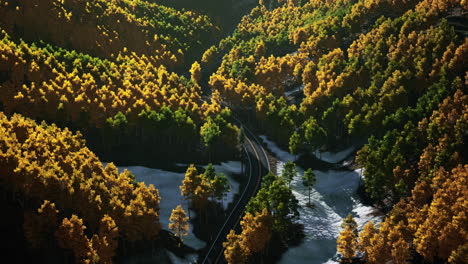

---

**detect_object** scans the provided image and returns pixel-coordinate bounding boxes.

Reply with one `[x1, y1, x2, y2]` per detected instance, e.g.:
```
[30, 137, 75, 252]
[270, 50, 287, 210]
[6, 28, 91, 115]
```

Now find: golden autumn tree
[391, 238, 411, 264]
[190, 61, 202, 84]
[414, 165, 468, 262]
[202, 46, 218, 64]
[240, 209, 273, 254]
[358, 221, 376, 261]
[180, 164, 201, 202]
[448, 243, 468, 264]
[169, 205, 189, 243]
[180, 164, 212, 211]
[222, 209, 273, 263]
[223, 230, 250, 264]
[337, 225, 358, 262]
[0, 113, 162, 259]
[192, 177, 211, 210]
[254, 40, 266, 58]
[91, 215, 119, 264]
[341, 214, 358, 236]
[55, 215, 98, 263]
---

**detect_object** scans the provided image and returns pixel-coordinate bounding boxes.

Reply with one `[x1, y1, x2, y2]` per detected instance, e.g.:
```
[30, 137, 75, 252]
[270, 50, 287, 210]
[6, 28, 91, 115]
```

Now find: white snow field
[111, 161, 242, 264]
[260, 136, 383, 264]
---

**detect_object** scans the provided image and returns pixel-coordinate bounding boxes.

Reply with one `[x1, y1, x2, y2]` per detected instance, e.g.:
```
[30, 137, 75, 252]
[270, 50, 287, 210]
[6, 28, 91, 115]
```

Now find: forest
[0, 0, 466, 263]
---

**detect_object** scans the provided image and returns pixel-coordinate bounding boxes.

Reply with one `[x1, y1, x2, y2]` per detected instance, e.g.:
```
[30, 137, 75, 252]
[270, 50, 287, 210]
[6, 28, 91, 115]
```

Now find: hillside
[205, 0, 467, 263]
[0, 0, 467, 263]
[0, 0, 240, 164]
[0, 112, 161, 263]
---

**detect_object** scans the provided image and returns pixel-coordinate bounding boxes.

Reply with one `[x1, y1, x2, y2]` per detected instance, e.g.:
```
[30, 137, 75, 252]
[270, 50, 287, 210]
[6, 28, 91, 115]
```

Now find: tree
[246, 176, 299, 235]
[255, 40, 266, 57]
[267, 177, 299, 233]
[55, 215, 98, 263]
[341, 214, 358, 237]
[180, 164, 200, 200]
[211, 173, 230, 202]
[240, 209, 273, 254]
[223, 230, 249, 264]
[190, 61, 201, 84]
[168, 205, 189, 243]
[91, 215, 119, 264]
[123, 183, 162, 241]
[289, 131, 301, 159]
[200, 117, 221, 148]
[358, 221, 376, 261]
[293, 28, 307, 45]
[302, 168, 316, 207]
[202, 164, 230, 203]
[192, 177, 211, 210]
[204, 163, 216, 180]
[302, 117, 326, 154]
[202, 46, 217, 64]
[392, 238, 411, 264]
[281, 160, 297, 187]
[337, 225, 358, 262]
[449, 243, 468, 264]
[262, 171, 278, 188]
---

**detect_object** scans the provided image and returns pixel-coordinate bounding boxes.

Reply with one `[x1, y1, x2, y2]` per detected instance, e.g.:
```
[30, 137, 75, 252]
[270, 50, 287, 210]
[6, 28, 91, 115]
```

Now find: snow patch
[313, 146, 356, 164]
[117, 165, 207, 251]
[114, 161, 242, 253]
[256, 138, 383, 264]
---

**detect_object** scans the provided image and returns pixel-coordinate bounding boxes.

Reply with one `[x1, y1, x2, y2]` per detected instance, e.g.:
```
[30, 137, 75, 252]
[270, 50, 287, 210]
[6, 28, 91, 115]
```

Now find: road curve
[200, 116, 271, 264]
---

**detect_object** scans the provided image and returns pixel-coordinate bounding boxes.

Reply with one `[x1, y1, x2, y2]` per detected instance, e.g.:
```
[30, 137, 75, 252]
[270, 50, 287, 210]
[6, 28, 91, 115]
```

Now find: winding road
[200, 116, 271, 264]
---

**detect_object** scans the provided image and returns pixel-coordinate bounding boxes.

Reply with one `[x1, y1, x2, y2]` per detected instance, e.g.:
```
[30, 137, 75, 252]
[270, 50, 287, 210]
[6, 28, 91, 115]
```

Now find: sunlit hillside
[0, 0, 466, 263]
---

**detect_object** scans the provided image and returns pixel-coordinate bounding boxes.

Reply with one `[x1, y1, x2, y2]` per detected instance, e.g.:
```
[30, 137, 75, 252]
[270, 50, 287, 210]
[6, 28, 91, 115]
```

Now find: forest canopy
[0, 0, 467, 263]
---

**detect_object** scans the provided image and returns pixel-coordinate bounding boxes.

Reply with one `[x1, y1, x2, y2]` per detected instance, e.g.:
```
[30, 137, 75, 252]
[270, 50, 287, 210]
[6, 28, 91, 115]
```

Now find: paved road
[200, 116, 271, 264]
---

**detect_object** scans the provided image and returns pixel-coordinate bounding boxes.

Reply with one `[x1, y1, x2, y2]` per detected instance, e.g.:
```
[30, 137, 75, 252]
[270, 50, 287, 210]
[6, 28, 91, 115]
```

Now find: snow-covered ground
[107, 134, 379, 264]
[313, 147, 356, 164]
[259, 136, 383, 264]
[110, 161, 242, 264]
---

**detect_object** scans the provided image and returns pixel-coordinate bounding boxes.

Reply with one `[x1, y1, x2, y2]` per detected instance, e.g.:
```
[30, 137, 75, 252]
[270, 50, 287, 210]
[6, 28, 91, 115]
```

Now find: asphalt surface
[200, 117, 271, 264]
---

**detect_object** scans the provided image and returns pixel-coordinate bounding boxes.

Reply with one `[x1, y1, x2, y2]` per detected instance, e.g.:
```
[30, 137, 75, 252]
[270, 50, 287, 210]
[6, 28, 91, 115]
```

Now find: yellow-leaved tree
[169, 205, 189, 243]
[223, 230, 250, 264]
[240, 209, 273, 254]
[337, 225, 358, 262]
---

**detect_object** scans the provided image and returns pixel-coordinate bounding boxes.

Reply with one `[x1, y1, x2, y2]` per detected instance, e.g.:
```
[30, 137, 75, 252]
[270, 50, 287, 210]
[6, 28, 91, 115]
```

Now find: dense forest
[0, 0, 466, 263]
[207, 0, 467, 263]
[0, 0, 241, 164]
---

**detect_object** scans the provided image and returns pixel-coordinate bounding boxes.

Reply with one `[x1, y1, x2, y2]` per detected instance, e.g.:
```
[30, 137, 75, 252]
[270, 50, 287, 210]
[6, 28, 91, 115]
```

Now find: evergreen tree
[302, 168, 316, 206]
[204, 163, 216, 180]
[211, 173, 230, 202]
[281, 160, 298, 187]
[289, 131, 301, 159]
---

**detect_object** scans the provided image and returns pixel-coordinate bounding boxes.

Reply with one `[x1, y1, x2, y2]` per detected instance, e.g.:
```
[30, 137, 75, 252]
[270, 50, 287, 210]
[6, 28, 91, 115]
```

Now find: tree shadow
[254, 223, 306, 263]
